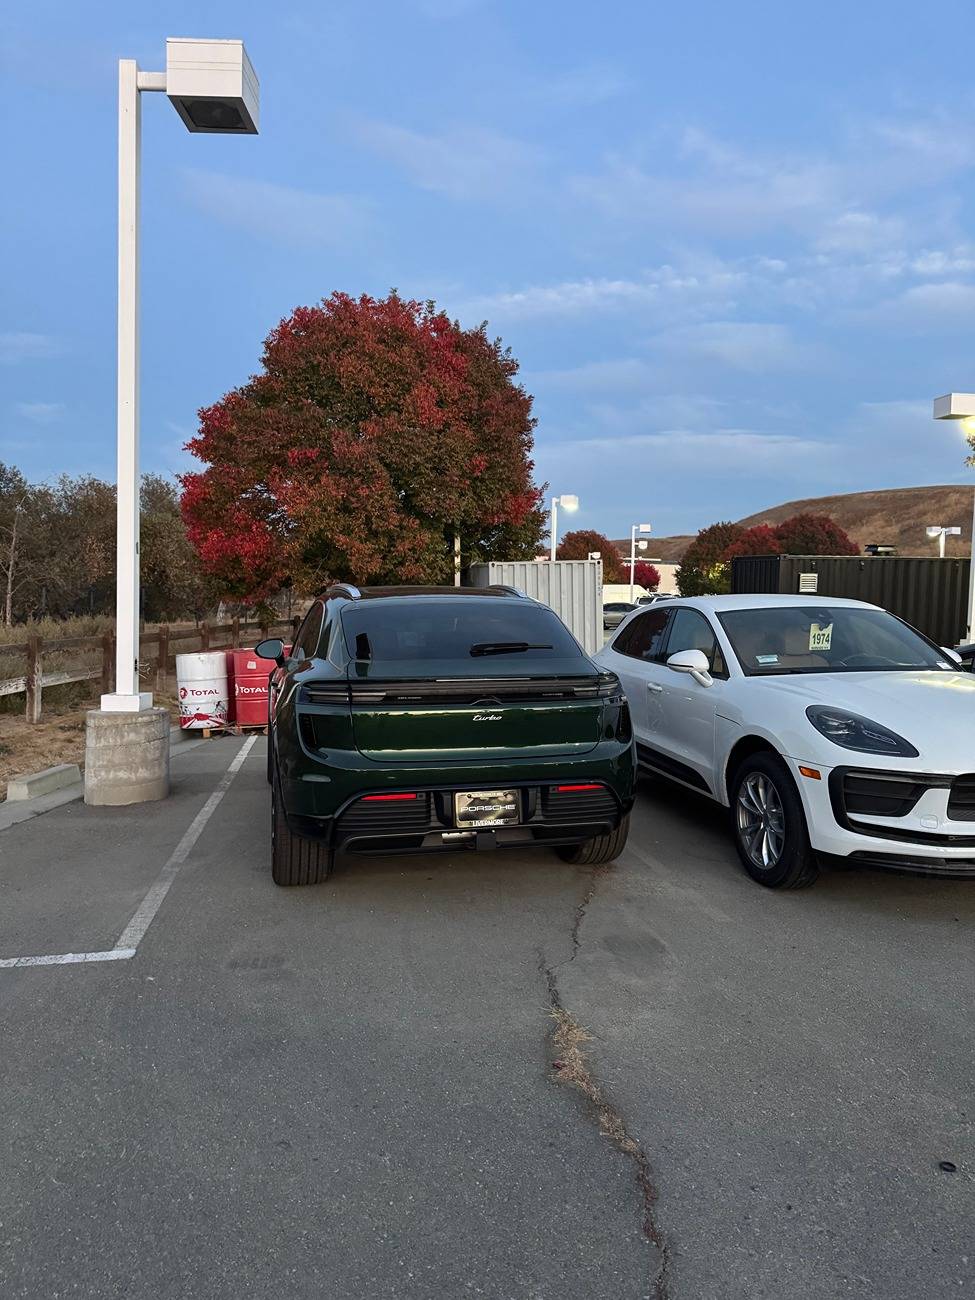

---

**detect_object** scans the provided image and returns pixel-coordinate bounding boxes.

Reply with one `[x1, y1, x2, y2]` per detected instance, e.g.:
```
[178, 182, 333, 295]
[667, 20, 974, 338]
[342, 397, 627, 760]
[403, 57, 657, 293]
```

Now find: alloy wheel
[736, 772, 786, 871]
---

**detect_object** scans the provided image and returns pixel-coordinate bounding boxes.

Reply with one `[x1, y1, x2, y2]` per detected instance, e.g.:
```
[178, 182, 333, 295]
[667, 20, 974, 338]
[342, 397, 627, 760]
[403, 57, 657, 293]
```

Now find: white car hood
[754, 670, 975, 769]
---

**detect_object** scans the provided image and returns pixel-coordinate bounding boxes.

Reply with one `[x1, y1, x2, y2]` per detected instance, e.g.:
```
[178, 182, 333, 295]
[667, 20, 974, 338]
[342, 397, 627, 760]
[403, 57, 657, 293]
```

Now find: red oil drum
[227, 646, 283, 727]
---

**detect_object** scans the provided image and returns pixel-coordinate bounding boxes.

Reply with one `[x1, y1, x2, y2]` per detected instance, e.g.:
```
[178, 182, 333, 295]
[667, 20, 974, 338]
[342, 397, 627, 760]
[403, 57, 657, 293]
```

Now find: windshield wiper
[469, 641, 554, 657]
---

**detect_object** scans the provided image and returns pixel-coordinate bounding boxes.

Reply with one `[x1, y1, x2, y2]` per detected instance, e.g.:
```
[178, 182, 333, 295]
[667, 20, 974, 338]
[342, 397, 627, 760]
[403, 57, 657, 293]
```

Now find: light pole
[628, 522, 652, 601]
[925, 525, 962, 559]
[102, 38, 259, 713]
[933, 393, 975, 641]
[549, 494, 579, 562]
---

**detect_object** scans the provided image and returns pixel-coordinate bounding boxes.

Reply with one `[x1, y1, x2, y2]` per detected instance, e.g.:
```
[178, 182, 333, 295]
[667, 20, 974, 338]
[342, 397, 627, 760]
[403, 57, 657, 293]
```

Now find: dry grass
[550, 1007, 640, 1155]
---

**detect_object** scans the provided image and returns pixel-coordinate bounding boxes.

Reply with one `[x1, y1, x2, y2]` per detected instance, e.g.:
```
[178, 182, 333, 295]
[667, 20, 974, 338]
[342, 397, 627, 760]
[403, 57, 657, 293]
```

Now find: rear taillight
[300, 683, 350, 705]
[596, 672, 622, 698]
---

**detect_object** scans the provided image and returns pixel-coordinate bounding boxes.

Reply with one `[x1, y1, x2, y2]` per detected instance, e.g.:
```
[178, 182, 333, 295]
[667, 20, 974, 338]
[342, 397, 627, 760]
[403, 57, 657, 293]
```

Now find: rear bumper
[282, 749, 634, 859]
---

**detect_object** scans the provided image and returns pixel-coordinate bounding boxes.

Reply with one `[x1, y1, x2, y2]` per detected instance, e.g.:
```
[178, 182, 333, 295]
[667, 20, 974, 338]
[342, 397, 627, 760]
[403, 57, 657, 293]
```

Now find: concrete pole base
[84, 706, 170, 806]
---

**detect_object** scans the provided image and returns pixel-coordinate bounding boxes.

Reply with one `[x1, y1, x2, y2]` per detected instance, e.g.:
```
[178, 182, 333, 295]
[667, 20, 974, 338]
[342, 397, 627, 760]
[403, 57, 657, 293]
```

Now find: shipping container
[731, 554, 970, 647]
[466, 560, 602, 655]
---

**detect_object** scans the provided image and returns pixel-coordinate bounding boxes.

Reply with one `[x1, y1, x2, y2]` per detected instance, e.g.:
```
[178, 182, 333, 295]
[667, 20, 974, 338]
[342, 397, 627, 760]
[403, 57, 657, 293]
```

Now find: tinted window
[613, 609, 671, 660]
[292, 604, 324, 659]
[717, 605, 947, 675]
[665, 608, 726, 676]
[341, 600, 583, 662]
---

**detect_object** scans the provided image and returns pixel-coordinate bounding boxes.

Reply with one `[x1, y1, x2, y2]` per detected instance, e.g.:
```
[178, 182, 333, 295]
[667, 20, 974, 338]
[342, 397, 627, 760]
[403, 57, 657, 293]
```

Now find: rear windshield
[341, 600, 582, 662]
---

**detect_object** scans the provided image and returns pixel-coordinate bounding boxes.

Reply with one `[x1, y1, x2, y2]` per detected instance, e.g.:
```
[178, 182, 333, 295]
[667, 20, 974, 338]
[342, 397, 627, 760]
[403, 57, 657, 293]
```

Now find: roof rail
[489, 584, 529, 598]
[318, 582, 361, 599]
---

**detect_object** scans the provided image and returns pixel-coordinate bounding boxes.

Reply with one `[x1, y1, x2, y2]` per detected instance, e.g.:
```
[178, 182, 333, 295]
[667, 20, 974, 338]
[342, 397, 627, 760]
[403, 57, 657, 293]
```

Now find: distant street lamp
[103, 38, 259, 713]
[925, 524, 962, 559]
[932, 393, 975, 641]
[588, 551, 601, 561]
[628, 522, 652, 601]
[549, 494, 579, 562]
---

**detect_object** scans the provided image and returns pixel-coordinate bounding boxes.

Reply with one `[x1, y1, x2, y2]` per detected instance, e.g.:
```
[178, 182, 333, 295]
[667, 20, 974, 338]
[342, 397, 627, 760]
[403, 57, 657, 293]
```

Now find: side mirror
[255, 638, 286, 666]
[941, 646, 963, 666]
[666, 648, 713, 687]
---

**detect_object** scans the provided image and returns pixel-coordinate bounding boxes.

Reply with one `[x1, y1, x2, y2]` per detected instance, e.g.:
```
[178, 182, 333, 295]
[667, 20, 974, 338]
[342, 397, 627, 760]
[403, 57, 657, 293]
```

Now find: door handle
[647, 683, 663, 694]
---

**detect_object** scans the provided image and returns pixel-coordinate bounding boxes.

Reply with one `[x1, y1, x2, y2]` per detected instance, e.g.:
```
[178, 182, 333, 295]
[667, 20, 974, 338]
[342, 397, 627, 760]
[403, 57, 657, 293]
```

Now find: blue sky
[4, 0, 975, 540]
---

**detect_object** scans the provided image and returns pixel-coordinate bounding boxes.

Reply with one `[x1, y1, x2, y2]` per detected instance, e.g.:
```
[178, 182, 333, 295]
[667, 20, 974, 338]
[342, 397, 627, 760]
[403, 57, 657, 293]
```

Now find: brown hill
[622, 485, 974, 564]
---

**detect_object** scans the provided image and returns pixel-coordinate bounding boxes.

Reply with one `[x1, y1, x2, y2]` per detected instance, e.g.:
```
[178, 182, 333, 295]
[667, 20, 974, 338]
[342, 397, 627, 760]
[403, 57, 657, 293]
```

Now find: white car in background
[596, 594, 975, 889]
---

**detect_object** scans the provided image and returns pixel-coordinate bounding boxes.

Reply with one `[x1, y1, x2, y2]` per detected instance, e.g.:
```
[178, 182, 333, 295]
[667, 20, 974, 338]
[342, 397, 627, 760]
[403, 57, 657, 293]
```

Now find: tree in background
[677, 514, 860, 595]
[722, 524, 782, 562]
[775, 513, 858, 556]
[676, 522, 744, 595]
[0, 466, 215, 624]
[181, 292, 547, 601]
[631, 560, 661, 590]
[556, 529, 625, 580]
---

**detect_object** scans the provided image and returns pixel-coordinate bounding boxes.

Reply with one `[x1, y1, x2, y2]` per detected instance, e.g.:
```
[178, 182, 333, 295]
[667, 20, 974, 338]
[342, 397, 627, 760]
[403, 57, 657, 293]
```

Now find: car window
[341, 599, 583, 662]
[664, 608, 726, 677]
[717, 605, 947, 675]
[612, 608, 672, 661]
[292, 604, 324, 660]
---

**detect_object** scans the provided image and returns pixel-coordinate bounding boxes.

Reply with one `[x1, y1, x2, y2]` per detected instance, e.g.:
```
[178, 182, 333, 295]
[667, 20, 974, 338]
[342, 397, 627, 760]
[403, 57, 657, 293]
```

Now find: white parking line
[0, 735, 257, 971]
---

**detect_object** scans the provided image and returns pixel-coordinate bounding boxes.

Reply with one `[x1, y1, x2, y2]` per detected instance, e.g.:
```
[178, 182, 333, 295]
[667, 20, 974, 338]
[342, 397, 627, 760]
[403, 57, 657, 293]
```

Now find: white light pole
[933, 393, 975, 642]
[925, 525, 962, 559]
[628, 522, 652, 601]
[102, 39, 259, 712]
[549, 494, 579, 562]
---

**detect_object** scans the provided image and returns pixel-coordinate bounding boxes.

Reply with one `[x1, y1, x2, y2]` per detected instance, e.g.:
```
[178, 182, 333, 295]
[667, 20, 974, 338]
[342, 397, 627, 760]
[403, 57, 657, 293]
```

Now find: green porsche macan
[256, 584, 635, 886]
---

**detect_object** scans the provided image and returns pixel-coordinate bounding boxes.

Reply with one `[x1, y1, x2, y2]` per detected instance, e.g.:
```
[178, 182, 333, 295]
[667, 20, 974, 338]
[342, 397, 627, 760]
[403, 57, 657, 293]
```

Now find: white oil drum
[175, 651, 230, 730]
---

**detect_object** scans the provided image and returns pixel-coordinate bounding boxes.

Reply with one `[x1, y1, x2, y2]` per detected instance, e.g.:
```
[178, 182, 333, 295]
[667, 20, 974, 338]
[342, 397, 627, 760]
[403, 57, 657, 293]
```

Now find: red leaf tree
[180, 292, 546, 600]
[631, 560, 661, 590]
[774, 513, 858, 556]
[556, 529, 626, 580]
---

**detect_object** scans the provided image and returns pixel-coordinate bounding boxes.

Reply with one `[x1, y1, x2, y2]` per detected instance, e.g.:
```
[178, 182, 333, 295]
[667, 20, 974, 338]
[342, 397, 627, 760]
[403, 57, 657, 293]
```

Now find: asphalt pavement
[0, 737, 971, 1299]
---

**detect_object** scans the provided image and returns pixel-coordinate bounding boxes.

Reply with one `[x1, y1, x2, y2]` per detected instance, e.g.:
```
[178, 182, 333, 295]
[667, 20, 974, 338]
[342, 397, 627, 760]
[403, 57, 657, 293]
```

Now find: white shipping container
[467, 560, 602, 655]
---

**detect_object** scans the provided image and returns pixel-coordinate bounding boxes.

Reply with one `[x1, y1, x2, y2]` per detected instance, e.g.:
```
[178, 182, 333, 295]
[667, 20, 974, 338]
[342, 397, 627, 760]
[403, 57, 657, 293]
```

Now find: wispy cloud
[652, 321, 817, 372]
[0, 332, 61, 364]
[14, 400, 64, 423]
[354, 121, 540, 201]
[182, 170, 378, 249]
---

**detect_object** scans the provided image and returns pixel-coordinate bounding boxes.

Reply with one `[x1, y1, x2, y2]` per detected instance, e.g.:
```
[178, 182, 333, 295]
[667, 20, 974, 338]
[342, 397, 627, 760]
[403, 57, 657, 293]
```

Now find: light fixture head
[166, 38, 259, 134]
[926, 526, 943, 539]
[637, 522, 652, 532]
[558, 494, 579, 511]
[933, 393, 975, 420]
[588, 551, 601, 560]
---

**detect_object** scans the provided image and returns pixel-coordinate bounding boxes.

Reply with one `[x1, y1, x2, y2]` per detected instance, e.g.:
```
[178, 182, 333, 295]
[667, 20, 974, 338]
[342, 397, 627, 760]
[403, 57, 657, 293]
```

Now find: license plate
[454, 789, 520, 829]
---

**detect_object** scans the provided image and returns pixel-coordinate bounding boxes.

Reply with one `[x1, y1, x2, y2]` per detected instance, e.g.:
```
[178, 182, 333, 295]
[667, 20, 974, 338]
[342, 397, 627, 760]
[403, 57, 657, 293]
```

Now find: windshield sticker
[809, 622, 833, 652]
[756, 654, 779, 664]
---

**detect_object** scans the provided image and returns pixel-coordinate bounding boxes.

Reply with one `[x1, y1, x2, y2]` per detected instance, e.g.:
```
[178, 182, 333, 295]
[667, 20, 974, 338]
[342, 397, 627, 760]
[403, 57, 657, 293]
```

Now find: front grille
[947, 774, 975, 821]
[541, 784, 618, 822]
[841, 771, 929, 818]
[338, 793, 435, 833]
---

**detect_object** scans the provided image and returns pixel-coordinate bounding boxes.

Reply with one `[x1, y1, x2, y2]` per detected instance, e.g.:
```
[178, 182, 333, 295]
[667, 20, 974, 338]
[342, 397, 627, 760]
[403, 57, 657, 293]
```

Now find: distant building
[864, 543, 897, 556]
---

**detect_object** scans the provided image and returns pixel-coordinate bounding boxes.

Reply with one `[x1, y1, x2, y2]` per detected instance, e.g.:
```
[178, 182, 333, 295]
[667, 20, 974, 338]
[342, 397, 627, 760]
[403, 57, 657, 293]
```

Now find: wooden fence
[0, 618, 294, 723]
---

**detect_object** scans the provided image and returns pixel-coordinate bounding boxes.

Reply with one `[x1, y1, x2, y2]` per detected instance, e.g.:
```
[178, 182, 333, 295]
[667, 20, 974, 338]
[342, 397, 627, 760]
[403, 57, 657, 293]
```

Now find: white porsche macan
[596, 594, 975, 888]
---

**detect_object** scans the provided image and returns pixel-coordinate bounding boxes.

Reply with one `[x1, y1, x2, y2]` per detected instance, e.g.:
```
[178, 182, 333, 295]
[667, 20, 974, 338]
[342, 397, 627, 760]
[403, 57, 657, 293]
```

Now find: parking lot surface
[1, 737, 972, 1299]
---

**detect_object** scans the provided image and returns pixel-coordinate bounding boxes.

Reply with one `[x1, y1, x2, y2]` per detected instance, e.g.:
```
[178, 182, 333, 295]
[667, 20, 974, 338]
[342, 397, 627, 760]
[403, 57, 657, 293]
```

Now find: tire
[558, 813, 630, 866]
[271, 761, 332, 887]
[730, 752, 819, 889]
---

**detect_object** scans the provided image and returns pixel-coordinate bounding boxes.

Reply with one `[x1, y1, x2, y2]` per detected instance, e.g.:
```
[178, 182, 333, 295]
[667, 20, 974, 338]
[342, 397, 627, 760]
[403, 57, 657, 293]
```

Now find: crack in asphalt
[542, 865, 673, 1300]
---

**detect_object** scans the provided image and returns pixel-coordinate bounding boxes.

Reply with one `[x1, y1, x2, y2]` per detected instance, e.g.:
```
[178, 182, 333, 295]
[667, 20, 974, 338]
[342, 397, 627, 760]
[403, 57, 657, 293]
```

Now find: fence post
[157, 625, 170, 693]
[25, 635, 42, 724]
[201, 621, 210, 652]
[101, 632, 114, 697]
[232, 616, 240, 648]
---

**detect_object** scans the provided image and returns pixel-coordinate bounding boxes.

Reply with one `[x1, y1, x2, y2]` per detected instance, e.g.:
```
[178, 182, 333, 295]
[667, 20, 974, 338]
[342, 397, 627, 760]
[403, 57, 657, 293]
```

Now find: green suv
[256, 585, 635, 886]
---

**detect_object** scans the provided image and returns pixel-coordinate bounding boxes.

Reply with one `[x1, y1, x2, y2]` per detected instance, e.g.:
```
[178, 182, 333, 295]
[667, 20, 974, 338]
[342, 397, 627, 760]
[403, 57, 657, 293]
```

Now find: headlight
[805, 706, 919, 758]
